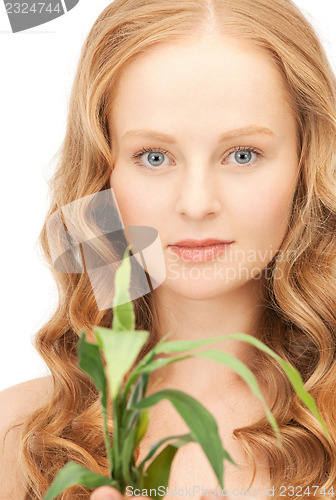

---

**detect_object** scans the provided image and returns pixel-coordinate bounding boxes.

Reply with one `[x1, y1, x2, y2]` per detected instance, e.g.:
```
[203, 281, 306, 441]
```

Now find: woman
[1, 1, 335, 499]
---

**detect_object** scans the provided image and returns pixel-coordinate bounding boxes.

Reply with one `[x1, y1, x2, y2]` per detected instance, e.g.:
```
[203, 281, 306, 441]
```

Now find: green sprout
[44, 245, 331, 500]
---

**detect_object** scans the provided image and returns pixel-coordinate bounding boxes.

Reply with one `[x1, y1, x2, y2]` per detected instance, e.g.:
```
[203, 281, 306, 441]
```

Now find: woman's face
[108, 35, 299, 299]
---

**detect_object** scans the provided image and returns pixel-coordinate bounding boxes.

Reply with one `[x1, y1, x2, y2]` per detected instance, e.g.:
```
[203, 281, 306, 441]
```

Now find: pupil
[236, 151, 251, 164]
[146, 150, 252, 166]
[148, 152, 164, 166]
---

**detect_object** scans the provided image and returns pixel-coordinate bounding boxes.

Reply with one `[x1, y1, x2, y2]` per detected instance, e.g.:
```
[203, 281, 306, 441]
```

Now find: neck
[148, 276, 266, 396]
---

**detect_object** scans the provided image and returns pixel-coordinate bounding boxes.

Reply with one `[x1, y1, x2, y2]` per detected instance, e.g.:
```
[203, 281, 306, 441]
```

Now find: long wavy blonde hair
[7, 0, 336, 498]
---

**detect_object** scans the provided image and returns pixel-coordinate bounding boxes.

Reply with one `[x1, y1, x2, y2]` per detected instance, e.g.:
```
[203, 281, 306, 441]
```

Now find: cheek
[253, 188, 292, 224]
[110, 170, 164, 228]
[232, 176, 296, 244]
[110, 171, 139, 226]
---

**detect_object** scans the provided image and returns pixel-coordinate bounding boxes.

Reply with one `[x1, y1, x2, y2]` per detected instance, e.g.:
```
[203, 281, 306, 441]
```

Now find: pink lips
[168, 239, 234, 263]
[170, 238, 233, 247]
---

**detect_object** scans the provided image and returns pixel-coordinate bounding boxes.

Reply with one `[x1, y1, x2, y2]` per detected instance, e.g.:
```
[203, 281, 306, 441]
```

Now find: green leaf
[121, 422, 139, 485]
[195, 349, 281, 444]
[78, 331, 107, 400]
[141, 438, 192, 498]
[122, 349, 157, 404]
[77, 331, 113, 475]
[128, 332, 173, 378]
[142, 444, 178, 498]
[136, 354, 193, 375]
[43, 462, 117, 500]
[120, 375, 148, 446]
[223, 333, 331, 441]
[133, 389, 224, 489]
[138, 433, 210, 471]
[150, 332, 331, 442]
[134, 409, 150, 448]
[121, 333, 174, 403]
[131, 343, 281, 444]
[112, 244, 135, 331]
[222, 447, 238, 466]
[152, 336, 226, 354]
[94, 327, 149, 399]
[127, 373, 149, 409]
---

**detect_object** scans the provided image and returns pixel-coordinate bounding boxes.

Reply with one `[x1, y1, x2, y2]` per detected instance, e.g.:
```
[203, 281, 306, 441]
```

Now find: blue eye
[226, 146, 262, 166]
[131, 145, 263, 171]
[131, 147, 172, 170]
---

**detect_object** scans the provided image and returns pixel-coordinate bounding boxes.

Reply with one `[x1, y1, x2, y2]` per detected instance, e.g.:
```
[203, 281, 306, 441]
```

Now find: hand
[90, 485, 151, 500]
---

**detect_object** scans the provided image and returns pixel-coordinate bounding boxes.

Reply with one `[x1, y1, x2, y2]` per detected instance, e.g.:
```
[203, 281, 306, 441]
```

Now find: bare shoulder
[0, 376, 53, 500]
[0, 375, 53, 423]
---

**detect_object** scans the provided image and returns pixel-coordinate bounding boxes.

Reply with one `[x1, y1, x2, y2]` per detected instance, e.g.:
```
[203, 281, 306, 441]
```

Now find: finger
[90, 485, 124, 500]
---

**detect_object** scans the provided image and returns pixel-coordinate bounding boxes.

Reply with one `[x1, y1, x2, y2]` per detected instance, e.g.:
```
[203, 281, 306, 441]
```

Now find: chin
[162, 278, 241, 300]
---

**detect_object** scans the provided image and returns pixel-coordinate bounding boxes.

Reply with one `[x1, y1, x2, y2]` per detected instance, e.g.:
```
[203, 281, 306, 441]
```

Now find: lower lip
[168, 243, 233, 262]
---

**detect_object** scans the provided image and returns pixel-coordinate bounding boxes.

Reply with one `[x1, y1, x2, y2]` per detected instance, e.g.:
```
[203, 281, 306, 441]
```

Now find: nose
[175, 166, 221, 219]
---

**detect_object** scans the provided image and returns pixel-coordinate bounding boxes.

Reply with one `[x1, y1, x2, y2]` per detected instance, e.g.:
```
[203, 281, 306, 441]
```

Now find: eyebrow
[121, 125, 275, 144]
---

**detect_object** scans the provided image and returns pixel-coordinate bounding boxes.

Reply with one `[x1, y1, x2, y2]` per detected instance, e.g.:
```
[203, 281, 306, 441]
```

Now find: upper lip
[169, 239, 234, 247]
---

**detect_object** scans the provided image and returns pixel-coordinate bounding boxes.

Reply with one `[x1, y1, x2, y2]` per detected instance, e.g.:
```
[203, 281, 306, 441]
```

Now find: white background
[0, 1, 335, 392]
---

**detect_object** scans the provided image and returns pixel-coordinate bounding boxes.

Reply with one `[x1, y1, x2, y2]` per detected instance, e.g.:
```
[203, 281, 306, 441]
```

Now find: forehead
[109, 36, 293, 136]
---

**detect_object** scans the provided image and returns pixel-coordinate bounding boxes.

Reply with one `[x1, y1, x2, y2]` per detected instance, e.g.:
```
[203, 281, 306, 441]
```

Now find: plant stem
[112, 395, 121, 481]
[101, 403, 114, 478]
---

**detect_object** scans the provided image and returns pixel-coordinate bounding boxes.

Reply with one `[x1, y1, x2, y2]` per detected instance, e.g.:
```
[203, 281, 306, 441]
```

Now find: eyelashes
[131, 145, 264, 171]
[131, 147, 171, 170]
